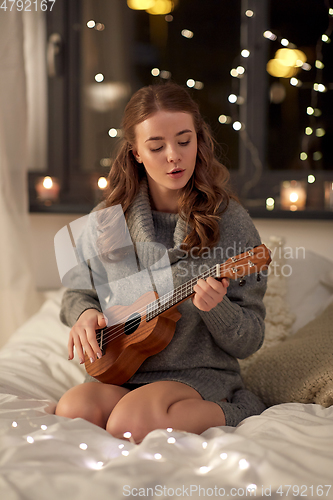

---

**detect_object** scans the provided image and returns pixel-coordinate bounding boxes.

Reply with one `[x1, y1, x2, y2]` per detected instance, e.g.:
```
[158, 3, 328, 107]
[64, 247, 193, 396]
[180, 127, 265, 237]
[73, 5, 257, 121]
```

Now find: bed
[0, 237, 333, 500]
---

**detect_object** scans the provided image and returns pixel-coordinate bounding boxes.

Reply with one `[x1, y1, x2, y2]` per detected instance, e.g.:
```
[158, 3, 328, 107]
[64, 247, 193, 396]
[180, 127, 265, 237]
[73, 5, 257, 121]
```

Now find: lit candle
[280, 180, 307, 211]
[35, 176, 60, 203]
[97, 176, 108, 190]
[324, 181, 333, 210]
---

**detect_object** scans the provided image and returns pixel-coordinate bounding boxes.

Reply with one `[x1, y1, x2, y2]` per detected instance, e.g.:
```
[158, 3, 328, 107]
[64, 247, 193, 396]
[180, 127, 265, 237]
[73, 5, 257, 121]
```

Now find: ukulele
[85, 243, 271, 384]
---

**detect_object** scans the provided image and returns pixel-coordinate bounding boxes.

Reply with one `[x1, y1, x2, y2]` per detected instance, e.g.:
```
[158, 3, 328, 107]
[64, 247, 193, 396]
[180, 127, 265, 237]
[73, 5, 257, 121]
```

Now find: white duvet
[1, 253, 333, 500]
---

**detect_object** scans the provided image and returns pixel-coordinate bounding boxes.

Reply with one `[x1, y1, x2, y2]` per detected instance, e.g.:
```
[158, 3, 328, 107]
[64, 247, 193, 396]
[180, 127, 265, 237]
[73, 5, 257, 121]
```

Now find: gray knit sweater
[60, 180, 267, 423]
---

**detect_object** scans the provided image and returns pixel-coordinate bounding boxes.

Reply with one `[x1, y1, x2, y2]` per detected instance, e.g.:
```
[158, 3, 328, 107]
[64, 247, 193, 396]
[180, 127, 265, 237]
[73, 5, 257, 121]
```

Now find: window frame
[28, 0, 333, 219]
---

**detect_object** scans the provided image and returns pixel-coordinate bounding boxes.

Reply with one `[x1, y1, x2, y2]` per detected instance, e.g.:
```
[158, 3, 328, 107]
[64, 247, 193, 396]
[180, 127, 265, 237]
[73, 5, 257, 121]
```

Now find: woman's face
[132, 110, 198, 212]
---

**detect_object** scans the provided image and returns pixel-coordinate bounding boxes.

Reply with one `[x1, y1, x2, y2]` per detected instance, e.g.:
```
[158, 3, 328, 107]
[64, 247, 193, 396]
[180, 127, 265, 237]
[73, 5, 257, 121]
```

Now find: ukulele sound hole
[124, 313, 141, 336]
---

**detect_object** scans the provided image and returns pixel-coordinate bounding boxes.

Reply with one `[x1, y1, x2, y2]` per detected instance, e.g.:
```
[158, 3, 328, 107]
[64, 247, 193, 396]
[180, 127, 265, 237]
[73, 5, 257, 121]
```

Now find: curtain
[0, 11, 44, 348]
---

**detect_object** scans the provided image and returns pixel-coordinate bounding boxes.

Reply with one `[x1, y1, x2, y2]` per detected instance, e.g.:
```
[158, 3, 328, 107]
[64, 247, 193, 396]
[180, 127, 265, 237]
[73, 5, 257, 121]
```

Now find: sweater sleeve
[198, 272, 266, 358]
[59, 212, 106, 328]
[197, 204, 267, 359]
[59, 204, 138, 328]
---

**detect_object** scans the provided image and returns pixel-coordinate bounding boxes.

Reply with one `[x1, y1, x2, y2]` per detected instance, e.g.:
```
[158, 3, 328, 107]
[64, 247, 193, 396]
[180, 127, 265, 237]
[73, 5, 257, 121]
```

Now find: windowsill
[244, 206, 333, 219]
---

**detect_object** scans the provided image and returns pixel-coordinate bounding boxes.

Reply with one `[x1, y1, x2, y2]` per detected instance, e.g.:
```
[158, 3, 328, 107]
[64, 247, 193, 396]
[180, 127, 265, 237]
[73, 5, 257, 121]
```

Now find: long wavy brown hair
[99, 82, 237, 257]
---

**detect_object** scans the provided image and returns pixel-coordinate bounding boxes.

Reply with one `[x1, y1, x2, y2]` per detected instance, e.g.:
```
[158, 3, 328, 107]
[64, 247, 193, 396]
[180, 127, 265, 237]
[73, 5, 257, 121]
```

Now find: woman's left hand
[192, 277, 229, 312]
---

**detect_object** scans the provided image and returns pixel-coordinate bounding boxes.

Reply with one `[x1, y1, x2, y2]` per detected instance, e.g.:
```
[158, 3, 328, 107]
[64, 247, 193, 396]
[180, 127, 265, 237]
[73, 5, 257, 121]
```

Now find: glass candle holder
[280, 180, 307, 211]
[324, 181, 333, 210]
[35, 176, 60, 204]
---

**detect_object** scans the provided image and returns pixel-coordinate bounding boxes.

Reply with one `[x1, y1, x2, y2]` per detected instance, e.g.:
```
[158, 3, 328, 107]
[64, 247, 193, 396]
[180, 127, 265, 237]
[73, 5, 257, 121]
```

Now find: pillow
[242, 302, 333, 408]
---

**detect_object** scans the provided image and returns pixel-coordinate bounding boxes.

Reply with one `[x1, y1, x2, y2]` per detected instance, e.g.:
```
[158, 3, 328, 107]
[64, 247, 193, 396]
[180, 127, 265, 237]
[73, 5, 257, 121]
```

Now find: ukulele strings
[95, 254, 259, 348]
[95, 253, 257, 349]
[95, 263, 218, 347]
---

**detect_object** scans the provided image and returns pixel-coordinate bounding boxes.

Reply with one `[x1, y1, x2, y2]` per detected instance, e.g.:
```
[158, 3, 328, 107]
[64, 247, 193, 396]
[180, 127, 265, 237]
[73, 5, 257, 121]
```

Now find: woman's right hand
[68, 309, 107, 364]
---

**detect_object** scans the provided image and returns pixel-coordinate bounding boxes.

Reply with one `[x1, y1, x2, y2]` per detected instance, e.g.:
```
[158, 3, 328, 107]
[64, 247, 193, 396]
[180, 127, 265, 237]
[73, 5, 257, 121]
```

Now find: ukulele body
[85, 290, 181, 385]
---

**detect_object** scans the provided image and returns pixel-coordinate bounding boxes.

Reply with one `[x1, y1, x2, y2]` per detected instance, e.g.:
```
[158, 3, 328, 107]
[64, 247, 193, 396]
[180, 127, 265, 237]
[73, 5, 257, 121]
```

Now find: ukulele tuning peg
[239, 278, 246, 287]
[257, 273, 261, 282]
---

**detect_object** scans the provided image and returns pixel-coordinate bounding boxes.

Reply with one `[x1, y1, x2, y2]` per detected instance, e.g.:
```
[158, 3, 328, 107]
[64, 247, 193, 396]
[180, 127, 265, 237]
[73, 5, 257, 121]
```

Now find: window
[28, 0, 333, 218]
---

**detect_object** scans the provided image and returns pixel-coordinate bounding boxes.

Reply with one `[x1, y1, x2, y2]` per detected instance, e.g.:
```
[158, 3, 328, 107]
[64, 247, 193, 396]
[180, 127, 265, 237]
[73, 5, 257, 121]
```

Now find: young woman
[56, 82, 267, 443]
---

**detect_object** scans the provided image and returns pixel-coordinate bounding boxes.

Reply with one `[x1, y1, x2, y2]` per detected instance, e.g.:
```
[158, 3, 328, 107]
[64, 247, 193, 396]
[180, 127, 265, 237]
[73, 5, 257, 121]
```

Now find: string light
[199, 466, 211, 474]
[290, 77, 301, 87]
[194, 81, 204, 90]
[313, 83, 326, 92]
[266, 197, 275, 211]
[228, 94, 237, 103]
[97, 177, 108, 189]
[230, 66, 245, 78]
[218, 115, 232, 124]
[181, 29, 194, 39]
[241, 49, 250, 58]
[94, 461, 104, 469]
[160, 70, 171, 79]
[302, 62, 311, 71]
[239, 458, 249, 470]
[108, 128, 118, 137]
[95, 23, 105, 32]
[232, 121, 243, 131]
[308, 175, 316, 183]
[95, 73, 104, 83]
[263, 30, 277, 40]
[247, 485, 258, 494]
[100, 157, 112, 167]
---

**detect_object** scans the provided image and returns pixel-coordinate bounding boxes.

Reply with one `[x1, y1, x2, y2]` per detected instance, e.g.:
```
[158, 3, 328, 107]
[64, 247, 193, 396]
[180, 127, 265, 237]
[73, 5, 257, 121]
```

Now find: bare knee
[55, 384, 105, 428]
[106, 406, 150, 443]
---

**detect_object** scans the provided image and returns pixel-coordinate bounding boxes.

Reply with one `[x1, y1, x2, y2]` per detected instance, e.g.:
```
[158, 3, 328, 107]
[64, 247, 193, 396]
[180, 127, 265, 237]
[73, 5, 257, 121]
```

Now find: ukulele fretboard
[146, 264, 220, 321]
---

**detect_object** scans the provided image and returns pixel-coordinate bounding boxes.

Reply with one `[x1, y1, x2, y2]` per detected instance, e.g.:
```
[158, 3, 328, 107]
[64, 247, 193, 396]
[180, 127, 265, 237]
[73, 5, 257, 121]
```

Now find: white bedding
[1, 248, 333, 500]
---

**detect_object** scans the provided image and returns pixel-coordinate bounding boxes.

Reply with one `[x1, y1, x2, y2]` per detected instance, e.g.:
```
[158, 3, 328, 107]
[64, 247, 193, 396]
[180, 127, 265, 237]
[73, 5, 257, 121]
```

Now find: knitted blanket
[239, 237, 333, 408]
[239, 236, 296, 377]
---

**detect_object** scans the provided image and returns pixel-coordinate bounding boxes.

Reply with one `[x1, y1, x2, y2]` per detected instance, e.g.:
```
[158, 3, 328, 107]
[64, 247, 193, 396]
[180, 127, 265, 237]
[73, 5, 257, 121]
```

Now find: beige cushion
[242, 302, 333, 408]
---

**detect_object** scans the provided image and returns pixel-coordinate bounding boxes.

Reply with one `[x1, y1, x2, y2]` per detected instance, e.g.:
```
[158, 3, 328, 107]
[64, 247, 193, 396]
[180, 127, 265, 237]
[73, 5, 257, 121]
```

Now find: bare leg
[55, 382, 129, 429]
[106, 381, 226, 443]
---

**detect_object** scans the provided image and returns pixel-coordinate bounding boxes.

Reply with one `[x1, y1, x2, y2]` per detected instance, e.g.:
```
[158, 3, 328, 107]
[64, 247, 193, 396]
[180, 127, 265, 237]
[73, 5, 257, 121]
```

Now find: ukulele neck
[146, 264, 220, 321]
